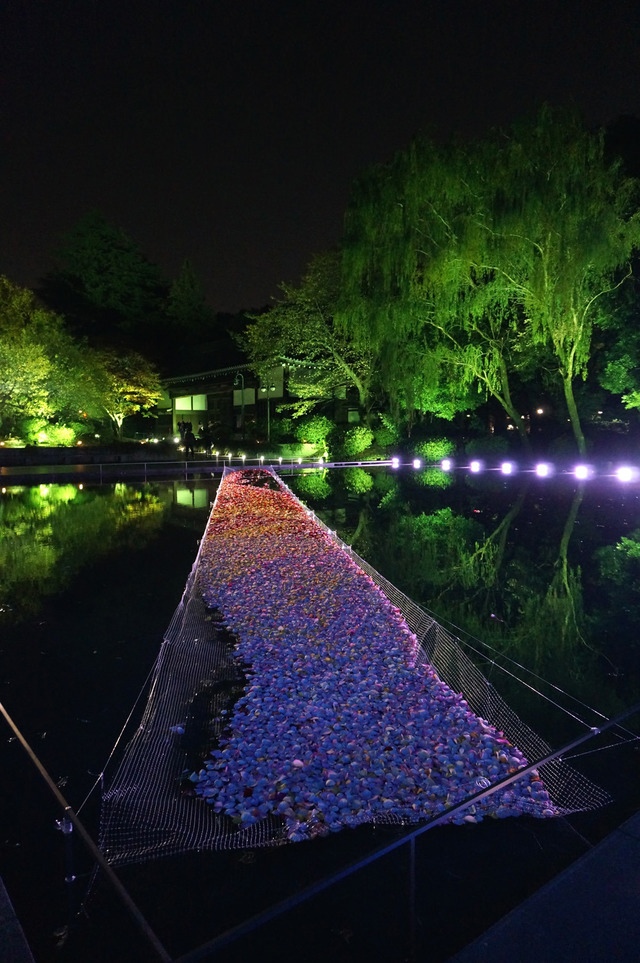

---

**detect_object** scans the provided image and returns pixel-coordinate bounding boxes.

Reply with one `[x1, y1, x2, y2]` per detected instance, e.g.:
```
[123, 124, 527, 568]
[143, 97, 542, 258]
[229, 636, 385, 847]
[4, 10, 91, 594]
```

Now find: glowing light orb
[500, 462, 514, 475]
[574, 464, 591, 480]
[470, 460, 481, 473]
[441, 458, 452, 471]
[616, 466, 638, 482]
[535, 463, 551, 477]
[391, 457, 400, 469]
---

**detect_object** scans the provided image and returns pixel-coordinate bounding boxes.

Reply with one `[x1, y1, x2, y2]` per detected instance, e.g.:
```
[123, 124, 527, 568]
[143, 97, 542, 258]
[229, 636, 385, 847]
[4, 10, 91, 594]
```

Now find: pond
[1, 467, 639, 962]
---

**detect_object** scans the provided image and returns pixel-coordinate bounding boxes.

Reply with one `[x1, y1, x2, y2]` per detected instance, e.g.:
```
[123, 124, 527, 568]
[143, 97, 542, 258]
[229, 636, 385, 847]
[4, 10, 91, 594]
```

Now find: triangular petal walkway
[193, 469, 556, 841]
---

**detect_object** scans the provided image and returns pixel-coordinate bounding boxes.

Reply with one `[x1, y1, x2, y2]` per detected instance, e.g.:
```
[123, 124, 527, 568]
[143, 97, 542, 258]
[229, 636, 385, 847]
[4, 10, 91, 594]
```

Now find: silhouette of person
[184, 428, 196, 458]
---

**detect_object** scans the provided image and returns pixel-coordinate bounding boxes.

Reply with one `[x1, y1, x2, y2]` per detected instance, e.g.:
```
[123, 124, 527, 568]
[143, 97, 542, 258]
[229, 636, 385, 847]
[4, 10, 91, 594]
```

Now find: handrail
[0, 701, 173, 963]
[174, 700, 640, 962]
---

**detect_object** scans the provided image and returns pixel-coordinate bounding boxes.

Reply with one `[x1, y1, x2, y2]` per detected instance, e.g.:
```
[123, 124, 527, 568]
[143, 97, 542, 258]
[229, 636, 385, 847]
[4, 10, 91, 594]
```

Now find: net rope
[100, 468, 610, 866]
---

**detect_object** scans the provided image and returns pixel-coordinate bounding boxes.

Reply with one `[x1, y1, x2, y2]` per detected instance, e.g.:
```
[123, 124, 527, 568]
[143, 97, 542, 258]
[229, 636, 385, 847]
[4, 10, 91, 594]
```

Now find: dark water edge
[1, 473, 639, 962]
[0, 495, 202, 962]
[60, 817, 590, 963]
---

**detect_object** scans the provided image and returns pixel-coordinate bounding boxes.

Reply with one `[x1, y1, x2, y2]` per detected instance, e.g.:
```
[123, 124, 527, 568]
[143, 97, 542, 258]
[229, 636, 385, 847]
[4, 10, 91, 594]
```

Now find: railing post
[408, 836, 416, 962]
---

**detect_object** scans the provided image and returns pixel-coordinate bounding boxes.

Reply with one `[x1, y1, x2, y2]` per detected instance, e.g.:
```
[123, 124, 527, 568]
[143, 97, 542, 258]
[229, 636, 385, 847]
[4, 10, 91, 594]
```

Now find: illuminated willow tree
[339, 138, 531, 439]
[340, 107, 640, 451]
[468, 107, 640, 453]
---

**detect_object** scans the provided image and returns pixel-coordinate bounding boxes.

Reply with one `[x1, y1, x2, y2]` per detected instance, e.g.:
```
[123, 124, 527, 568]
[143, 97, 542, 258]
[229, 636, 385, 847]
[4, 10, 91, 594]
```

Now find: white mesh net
[100, 468, 610, 866]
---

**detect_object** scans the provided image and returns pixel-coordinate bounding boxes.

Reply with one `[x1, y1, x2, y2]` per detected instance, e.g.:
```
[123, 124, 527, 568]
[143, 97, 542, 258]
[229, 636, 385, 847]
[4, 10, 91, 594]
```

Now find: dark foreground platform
[449, 810, 640, 962]
[0, 876, 35, 963]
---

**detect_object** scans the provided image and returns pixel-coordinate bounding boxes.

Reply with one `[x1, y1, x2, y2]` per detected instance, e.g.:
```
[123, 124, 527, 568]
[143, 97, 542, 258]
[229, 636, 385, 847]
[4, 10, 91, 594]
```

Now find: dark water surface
[1, 469, 639, 962]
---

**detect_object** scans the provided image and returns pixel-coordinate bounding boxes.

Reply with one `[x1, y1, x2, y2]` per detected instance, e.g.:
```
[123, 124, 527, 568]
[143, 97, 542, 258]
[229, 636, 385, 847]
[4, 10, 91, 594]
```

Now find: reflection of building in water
[173, 482, 211, 509]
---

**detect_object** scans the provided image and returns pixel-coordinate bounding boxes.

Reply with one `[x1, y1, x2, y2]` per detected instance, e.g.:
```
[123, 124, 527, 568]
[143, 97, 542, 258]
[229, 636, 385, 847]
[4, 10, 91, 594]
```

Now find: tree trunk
[497, 358, 531, 452]
[562, 375, 586, 455]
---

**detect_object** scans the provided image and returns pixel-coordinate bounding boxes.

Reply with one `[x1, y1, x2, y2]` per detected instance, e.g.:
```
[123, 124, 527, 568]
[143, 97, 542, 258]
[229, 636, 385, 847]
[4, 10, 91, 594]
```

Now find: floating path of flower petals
[192, 469, 556, 842]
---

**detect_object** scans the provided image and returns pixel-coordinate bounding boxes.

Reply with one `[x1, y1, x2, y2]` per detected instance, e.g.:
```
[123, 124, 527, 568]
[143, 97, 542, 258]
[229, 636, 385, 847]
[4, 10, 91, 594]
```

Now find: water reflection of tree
[347, 478, 632, 732]
[592, 524, 640, 703]
[0, 484, 167, 623]
[507, 487, 586, 666]
[362, 481, 601, 676]
[294, 469, 629, 711]
[291, 468, 400, 554]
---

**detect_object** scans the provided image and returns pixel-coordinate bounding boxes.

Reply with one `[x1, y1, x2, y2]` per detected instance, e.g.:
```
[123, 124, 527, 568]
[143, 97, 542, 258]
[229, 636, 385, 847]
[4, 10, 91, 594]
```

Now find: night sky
[3, 0, 640, 313]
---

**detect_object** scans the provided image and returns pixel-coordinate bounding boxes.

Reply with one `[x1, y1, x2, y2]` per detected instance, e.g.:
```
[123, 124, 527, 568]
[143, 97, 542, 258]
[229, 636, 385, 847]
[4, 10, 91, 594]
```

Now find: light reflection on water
[2, 470, 640, 721]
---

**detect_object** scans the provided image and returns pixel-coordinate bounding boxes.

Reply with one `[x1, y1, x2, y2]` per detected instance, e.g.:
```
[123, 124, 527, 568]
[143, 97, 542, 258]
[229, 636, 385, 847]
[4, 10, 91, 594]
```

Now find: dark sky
[2, 0, 640, 313]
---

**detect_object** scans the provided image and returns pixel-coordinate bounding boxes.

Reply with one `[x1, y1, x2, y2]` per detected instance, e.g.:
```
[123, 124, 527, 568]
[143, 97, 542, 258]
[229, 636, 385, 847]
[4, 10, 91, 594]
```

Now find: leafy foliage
[0, 276, 93, 435]
[294, 471, 333, 501]
[339, 107, 640, 451]
[414, 438, 456, 461]
[40, 211, 170, 365]
[88, 349, 163, 438]
[341, 425, 374, 457]
[243, 251, 375, 417]
[343, 467, 374, 494]
[372, 413, 400, 448]
[54, 211, 164, 325]
[415, 468, 454, 489]
[165, 259, 214, 330]
[293, 414, 335, 447]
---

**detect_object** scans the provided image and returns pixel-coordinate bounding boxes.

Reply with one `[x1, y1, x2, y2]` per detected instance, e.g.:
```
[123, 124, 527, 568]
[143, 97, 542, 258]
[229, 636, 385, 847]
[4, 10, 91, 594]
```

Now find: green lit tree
[243, 251, 375, 417]
[340, 107, 640, 452]
[597, 279, 640, 413]
[0, 336, 52, 425]
[339, 139, 530, 440]
[0, 276, 82, 434]
[89, 349, 163, 439]
[467, 107, 640, 453]
[0, 277, 52, 421]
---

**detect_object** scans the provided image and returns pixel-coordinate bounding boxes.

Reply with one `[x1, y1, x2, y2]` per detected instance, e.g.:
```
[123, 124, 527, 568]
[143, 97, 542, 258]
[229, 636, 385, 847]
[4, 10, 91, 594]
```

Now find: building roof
[162, 363, 253, 389]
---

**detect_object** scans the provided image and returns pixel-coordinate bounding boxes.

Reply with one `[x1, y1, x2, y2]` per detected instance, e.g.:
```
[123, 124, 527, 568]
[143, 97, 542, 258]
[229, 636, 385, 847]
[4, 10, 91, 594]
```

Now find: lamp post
[234, 372, 245, 440]
[260, 383, 276, 442]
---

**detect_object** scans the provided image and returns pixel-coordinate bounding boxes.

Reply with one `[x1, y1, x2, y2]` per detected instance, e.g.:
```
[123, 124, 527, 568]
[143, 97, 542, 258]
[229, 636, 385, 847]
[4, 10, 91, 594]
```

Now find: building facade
[162, 364, 285, 443]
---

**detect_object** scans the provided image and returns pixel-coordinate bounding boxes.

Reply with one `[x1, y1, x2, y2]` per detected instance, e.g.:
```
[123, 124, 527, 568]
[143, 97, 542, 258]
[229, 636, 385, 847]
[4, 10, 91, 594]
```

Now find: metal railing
[0, 457, 394, 483]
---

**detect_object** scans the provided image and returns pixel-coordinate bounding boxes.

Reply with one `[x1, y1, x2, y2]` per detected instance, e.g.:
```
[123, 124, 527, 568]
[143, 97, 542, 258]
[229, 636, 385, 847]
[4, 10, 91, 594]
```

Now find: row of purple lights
[389, 457, 640, 482]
